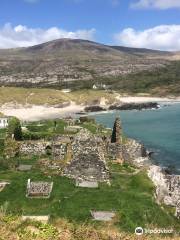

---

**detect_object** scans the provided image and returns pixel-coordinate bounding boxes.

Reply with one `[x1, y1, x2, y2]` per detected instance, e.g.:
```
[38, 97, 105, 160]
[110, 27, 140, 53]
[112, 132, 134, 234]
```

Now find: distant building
[92, 83, 110, 90]
[0, 116, 9, 129]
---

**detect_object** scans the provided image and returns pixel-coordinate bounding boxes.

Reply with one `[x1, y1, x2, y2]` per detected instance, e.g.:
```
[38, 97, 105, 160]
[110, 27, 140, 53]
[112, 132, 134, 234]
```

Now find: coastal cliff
[148, 165, 180, 218]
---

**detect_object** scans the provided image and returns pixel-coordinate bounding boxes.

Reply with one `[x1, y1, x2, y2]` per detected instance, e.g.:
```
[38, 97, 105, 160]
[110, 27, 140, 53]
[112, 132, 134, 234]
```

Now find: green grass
[0, 87, 117, 105]
[0, 120, 179, 235]
[0, 129, 6, 139]
[23, 119, 67, 140]
[0, 166, 179, 233]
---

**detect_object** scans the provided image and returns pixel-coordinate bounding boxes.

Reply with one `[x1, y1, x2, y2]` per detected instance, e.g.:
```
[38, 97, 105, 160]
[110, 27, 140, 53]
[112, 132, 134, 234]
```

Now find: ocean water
[91, 103, 180, 173]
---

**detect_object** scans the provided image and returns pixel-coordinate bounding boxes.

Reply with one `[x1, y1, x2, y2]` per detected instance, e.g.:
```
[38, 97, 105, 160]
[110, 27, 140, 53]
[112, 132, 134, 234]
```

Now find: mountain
[0, 38, 180, 94]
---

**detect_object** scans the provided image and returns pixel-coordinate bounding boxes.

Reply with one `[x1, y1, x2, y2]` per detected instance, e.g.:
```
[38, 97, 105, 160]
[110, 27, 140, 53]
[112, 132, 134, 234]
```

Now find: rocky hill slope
[0, 38, 180, 93]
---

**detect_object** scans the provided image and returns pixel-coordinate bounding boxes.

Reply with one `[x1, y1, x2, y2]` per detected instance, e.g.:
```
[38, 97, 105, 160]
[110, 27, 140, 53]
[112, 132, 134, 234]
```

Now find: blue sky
[0, 0, 180, 50]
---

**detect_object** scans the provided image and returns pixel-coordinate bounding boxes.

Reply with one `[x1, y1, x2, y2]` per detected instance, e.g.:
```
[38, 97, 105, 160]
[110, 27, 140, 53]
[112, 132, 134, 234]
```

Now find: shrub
[8, 117, 22, 141]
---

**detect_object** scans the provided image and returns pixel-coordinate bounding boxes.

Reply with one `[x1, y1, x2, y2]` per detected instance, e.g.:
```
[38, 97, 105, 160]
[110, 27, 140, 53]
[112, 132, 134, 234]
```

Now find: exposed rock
[109, 102, 159, 111]
[84, 106, 106, 112]
[148, 165, 180, 218]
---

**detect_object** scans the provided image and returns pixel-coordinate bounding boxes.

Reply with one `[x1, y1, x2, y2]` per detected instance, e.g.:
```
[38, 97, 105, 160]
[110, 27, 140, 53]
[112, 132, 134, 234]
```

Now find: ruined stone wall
[63, 129, 109, 182]
[107, 143, 124, 160]
[20, 141, 50, 155]
[52, 143, 67, 160]
[123, 139, 146, 160]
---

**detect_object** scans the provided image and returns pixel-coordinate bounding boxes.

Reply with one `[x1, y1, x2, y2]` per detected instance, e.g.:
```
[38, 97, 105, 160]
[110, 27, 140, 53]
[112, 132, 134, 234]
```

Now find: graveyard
[0, 116, 179, 239]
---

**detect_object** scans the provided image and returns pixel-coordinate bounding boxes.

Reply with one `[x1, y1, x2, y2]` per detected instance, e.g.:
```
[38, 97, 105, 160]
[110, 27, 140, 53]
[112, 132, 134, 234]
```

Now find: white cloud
[0, 23, 96, 49]
[131, 0, 180, 9]
[114, 25, 180, 51]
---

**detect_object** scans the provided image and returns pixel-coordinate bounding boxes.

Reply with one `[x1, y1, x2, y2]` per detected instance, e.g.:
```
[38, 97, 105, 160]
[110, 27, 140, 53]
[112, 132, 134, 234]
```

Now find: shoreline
[1, 96, 180, 121]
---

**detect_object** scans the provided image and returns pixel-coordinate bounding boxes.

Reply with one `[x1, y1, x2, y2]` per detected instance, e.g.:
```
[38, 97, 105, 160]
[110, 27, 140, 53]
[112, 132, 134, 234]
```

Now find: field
[0, 87, 117, 106]
[0, 119, 179, 239]
[0, 162, 179, 234]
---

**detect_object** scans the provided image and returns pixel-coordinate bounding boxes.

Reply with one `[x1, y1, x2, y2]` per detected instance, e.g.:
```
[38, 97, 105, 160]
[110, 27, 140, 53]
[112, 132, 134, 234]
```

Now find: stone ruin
[107, 117, 124, 164]
[63, 129, 109, 182]
[26, 179, 53, 198]
[107, 117, 148, 166]
[148, 165, 180, 218]
[123, 139, 149, 167]
[20, 141, 49, 155]
[20, 136, 71, 161]
[111, 117, 122, 144]
[51, 136, 71, 161]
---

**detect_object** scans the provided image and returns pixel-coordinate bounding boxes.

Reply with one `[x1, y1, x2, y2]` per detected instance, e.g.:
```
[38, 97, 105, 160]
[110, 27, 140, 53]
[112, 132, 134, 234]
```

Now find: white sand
[1, 96, 180, 121]
[117, 96, 180, 103]
[0, 102, 84, 121]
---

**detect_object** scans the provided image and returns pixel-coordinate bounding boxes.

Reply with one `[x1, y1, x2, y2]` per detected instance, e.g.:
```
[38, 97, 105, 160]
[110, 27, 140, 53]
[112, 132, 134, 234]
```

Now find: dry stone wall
[63, 129, 109, 182]
[20, 141, 50, 155]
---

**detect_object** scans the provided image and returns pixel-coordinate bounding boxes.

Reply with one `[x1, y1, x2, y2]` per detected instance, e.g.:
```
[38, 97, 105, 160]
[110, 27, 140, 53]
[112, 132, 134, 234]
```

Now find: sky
[0, 0, 180, 50]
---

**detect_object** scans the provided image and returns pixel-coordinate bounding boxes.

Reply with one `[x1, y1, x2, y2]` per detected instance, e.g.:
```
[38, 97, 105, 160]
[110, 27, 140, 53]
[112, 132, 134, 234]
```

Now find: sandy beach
[1, 96, 180, 121]
[116, 95, 180, 103]
[0, 102, 84, 121]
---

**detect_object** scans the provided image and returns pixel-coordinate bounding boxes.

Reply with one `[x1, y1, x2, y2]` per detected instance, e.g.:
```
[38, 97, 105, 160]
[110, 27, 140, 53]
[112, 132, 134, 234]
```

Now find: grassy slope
[0, 120, 179, 238]
[0, 87, 117, 105]
[98, 61, 180, 96]
[0, 164, 179, 234]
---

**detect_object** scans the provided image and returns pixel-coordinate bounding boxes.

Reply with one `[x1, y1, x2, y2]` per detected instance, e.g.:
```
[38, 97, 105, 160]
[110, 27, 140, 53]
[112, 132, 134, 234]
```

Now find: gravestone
[17, 165, 32, 171]
[22, 215, 50, 223]
[26, 179, 53, 198]
[76, 180, 98, 188]
[90, 211, 116, 221]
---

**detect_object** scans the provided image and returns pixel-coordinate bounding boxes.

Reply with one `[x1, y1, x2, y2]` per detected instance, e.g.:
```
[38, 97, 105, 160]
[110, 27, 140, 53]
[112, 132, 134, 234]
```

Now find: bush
[8, 117, 22, 141]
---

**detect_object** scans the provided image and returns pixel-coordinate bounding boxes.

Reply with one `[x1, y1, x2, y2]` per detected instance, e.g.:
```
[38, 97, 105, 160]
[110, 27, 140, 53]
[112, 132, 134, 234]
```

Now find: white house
[0, 117, 9, 129]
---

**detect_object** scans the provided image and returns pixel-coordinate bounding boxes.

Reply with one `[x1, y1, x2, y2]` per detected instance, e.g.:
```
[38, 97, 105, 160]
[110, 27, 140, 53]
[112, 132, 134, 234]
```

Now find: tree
[3, 138, 20, 169]
[8, 117, 22, 141]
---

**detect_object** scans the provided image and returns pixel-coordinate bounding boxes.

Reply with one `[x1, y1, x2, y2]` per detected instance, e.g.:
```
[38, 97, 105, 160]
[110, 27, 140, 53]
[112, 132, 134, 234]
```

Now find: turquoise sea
[91, 103, 180, 173]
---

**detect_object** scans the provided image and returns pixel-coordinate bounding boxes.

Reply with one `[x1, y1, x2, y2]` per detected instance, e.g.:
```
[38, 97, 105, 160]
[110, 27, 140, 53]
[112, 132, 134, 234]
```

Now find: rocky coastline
[148, 165, 180, 219]
[128, 142, 180, 219]
[84, 102, 160, 113]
